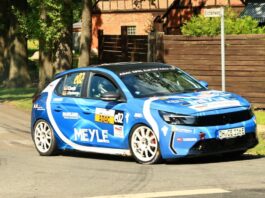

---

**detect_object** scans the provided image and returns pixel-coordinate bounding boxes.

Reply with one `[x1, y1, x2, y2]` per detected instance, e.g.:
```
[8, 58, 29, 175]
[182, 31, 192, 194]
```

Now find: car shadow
[59, 150, 135, 163]
[58, 150, 264, 165]
[165, 153, 265, 165]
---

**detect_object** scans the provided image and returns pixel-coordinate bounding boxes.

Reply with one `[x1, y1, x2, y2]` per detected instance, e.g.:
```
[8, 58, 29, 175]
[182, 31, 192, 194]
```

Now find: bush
[181, 7, 265, 36]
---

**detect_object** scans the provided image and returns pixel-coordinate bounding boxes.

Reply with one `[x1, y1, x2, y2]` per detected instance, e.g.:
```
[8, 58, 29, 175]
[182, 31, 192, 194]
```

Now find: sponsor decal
[73, 72, 85, 85]
[95, 108, 124, 125]
[161, 126, 168, 136]
[63, 86, 76, 91]
[171, 126, 193, 133]
[62, 112, 80, 120]
[177, 137, 197, 142]
[95, 108, 115, 124]
[53, 98, 63, 102]
[190, 100, 240, 111]
[163, 91, 241, 111]
[33, 104, 45, 111]
[119, 67, 175, 76]
[114, 111, 124, 125]
[113, 125, 124, 138]
[134, 113, 143, 118]
[74, 128, 109, 143]
[125, 113, 130, 123]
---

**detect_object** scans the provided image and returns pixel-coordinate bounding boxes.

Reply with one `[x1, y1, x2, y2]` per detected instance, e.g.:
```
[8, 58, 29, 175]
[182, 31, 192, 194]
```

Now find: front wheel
[32, 120, 57, 156]
[129, 125, 161, 164]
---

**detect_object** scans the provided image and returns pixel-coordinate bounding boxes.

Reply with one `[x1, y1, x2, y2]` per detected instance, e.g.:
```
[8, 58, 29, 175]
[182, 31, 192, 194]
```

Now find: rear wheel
[32, 120, 57, 156]
[129, 125, 161, 164]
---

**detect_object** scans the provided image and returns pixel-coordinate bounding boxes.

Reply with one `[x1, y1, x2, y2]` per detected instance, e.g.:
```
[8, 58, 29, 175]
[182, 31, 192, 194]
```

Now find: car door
[51, 71, 90, 146]
[76, 72, 129, 149]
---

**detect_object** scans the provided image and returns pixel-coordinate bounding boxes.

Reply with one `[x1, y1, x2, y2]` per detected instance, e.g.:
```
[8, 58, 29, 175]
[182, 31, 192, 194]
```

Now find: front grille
[188, 133, 258, 155]
[194, 109, 253, 126]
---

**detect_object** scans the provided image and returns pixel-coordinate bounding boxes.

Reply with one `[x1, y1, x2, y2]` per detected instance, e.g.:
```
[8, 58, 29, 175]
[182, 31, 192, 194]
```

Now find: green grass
[255, 111, 265, 125]
[0, 88, 36, 111]
[247, 131, 265, 155]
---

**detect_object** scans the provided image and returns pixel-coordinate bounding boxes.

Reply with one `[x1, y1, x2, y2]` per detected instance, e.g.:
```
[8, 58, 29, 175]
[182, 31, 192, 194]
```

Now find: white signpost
[204, 7, 225, 92]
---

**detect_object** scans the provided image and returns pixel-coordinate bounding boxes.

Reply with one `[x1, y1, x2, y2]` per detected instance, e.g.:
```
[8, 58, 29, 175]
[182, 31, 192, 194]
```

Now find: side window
[61, 72, 86, 97]
[88, 75, 118, 99]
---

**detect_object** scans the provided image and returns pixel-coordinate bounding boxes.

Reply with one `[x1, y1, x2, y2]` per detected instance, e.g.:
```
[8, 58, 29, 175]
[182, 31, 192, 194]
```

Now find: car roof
[55, 62, 174, 79]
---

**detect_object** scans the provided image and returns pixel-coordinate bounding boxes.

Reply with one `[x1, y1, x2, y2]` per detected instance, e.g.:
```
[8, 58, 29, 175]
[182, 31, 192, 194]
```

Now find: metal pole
[221, 7, 225, 91]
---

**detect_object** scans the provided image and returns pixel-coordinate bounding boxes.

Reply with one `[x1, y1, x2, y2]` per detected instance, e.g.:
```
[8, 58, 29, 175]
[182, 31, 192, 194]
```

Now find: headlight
[159, 111, 196, 125]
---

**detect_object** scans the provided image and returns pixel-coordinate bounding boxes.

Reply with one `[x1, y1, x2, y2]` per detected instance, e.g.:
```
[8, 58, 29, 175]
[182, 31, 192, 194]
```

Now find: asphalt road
[0, 104, 265, 198]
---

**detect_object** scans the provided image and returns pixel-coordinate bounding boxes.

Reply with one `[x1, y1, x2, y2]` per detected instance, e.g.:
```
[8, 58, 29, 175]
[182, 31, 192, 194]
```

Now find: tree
[54, 0, 73, 73]
[78, 0, 93, 67]
[4, 0, 31, 88]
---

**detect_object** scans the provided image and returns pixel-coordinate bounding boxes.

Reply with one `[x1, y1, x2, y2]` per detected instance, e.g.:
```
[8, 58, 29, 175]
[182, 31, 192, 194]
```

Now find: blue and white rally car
[31, 62, 258, 164]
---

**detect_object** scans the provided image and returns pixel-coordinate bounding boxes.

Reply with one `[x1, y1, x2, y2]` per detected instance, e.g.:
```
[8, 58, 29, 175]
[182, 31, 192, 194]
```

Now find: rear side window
[56, 72, 86, 97]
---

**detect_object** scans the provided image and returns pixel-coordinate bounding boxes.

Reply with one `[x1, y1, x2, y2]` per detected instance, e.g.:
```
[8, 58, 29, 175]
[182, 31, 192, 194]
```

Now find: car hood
[146, 90, 250, 115]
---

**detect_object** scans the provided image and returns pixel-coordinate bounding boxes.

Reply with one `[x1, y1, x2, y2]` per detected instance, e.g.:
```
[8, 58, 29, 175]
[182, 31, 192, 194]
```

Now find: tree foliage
[181, 7, 265, 36]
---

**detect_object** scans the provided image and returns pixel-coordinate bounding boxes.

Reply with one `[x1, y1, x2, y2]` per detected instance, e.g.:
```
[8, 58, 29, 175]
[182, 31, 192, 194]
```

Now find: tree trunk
[39, 41, 53, 90]
[0, 0, 7, 82]
[54, 0, 73, 73]
[37, 2, 54, 91]
[78, 0, 92, 67]
[6, 1, 31, 88]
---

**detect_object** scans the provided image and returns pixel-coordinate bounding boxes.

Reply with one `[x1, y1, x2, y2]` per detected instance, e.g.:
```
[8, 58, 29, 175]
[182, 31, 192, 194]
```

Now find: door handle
[54, 106, 63, 112]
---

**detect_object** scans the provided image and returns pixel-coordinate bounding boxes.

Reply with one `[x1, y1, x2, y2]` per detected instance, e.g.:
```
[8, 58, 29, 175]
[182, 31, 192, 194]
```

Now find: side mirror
[199, 80, 208, 88]
[101, 92, 120, 101]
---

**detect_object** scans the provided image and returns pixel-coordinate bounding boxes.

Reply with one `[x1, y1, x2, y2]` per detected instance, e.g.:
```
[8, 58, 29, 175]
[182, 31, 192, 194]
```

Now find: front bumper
[187, 132, 258, 156]
[159, 117, 258, 159]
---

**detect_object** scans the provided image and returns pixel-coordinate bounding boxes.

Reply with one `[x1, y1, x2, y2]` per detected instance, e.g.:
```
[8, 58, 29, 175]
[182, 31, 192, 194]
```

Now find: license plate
[218, 127, 245, 139]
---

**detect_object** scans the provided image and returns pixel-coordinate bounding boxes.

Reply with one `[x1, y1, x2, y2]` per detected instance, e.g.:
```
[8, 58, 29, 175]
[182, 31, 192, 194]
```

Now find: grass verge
[0, 88, 36, 111]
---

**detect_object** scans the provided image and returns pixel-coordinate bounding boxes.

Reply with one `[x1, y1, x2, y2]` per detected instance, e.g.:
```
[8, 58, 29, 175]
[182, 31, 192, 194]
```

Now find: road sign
[204, 8, 222, 17]
[205, 7, 226, 92]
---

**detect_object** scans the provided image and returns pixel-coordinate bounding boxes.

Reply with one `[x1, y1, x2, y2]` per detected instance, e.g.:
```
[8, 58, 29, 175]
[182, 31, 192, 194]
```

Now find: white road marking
[88, 188, 230, 198]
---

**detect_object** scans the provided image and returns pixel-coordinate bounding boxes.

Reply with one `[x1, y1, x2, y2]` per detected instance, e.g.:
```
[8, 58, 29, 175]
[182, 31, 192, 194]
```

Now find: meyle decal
[33, 104, 45, 111]
[44, 79, 131, 156]
[74, 128, 109, 143]
[113, 125, 124, 138]
[134, 113, 143, 118]
[161, 126, 168, 136]
[62, 112, 80, 120]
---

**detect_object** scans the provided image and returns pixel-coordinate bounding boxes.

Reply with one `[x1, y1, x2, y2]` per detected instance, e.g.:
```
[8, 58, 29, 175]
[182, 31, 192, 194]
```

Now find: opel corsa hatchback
[31, 62, 258, 164]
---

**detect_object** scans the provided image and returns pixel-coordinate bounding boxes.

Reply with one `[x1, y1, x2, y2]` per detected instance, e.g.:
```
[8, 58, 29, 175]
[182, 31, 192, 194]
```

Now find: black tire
[129, 125, 162, 164]
[32, 120, 57, 156]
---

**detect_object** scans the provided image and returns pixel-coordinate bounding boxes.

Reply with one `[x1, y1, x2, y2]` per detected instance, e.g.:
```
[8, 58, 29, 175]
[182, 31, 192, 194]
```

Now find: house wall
[92, 11, 163, 51]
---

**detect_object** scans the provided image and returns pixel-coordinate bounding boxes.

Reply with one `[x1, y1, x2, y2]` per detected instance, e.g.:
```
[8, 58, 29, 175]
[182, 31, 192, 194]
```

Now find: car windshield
[121, 69, 206, 98]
